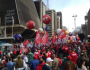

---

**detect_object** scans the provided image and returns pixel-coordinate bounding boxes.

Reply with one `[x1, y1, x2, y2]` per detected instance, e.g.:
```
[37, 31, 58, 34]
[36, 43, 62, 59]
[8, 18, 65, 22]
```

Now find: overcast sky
[34, 0, 90, 32]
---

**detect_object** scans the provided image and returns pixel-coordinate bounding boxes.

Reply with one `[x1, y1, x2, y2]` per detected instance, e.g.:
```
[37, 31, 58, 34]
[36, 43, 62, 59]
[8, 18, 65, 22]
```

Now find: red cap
[34, 55, 38, 59]
[19, 51, 22, 54]
[67, 56, 72, 60]
[42, 49, 46, 52]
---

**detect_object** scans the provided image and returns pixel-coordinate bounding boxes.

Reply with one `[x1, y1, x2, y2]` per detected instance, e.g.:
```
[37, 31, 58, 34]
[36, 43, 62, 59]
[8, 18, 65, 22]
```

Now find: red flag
[77, 36, 80, 41]
[41, 31, 49, 45]
[70, 36, 73, 41]
[58, 29, 66, 39]
[35, 30, 41, 46]
[52, 33, 56, 44]
[23, 40, 29, 46]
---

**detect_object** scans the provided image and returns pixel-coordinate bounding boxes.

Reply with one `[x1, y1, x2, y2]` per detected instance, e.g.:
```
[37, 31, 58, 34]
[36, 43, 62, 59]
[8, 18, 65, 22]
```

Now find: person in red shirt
[34, 50, 39, 59]
[47, 49, 51, 58]
[2, 56, 7, 67]
[70, 48, 78, 64]
[36, 57, 46, 70]
[56, 54, 62, 67]
[0, 49, 2, 58]
[39, 52, 43, 60]
[13, 49, 17, 58]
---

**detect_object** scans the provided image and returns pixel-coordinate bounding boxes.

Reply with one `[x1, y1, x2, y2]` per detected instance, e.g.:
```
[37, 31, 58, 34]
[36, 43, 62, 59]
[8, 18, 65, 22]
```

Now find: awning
[21, 29, 37, 41]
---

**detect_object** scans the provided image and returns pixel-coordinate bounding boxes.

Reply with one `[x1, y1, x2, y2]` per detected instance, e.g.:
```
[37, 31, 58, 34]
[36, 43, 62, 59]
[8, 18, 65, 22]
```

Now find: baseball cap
[67, 56, 72, 60]
[34, 55, 38, 59]
[46, 57, 53, 62]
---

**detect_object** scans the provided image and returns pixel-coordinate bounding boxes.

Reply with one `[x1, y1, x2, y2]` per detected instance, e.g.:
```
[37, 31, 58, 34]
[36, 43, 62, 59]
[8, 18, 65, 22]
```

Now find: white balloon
[57, 28, 61, 35]
[72, 31, 75, 36]
[74, 29, 80, 34]
[38, 28, 43, 33]
[72, 31, 76, 36]
[76, 26, 82, 30]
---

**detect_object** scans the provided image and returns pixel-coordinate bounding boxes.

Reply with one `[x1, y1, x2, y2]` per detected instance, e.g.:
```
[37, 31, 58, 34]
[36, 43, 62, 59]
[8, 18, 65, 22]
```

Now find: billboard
[0, 0, 19, 26]
[0, 0, 41, 29]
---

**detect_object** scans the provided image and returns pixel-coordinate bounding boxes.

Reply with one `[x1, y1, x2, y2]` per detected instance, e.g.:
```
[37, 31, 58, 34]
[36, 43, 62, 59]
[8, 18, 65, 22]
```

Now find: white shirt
[78, 46, 81, 53]
[24, 56, 28, 63]
[77, 65, 87, 70]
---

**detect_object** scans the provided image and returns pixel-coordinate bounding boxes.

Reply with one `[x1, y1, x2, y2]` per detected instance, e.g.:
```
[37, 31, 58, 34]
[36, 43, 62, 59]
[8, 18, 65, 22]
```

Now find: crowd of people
[0, 42, 89, 70]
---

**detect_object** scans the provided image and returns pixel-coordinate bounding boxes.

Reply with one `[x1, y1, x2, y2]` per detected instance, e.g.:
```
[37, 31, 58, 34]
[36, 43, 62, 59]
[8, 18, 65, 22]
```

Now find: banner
[41, 31, 49, 45]
[70, 36, 73, 41]
[23, 40, 29, 46]
[35, 30, 41, 46]
[58, 29, 66, 39]
[52, 33, 56, 44]
[76, 36, 80, 41]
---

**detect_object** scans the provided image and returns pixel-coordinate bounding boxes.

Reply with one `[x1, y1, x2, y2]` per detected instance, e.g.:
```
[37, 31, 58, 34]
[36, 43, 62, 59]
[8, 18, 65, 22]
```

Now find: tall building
[57, 16, 60, 28]
[57, 12, 63, 29]
[53, 10, 57, 32]
[46, 10, 57, 37]
[34, 0, 46, 30]
[81, 24, 87, 37]
[87, 9, 90, 35]
[0, 0, 41, 43]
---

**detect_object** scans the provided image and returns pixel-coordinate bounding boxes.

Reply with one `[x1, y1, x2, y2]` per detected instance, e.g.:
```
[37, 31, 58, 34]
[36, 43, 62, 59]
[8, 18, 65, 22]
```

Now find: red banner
[35, 30, 41, 46]
[23, 40, 29, 46]
[77, 36, 80, 41]
[52, 33, 56, 44]
[41, 31, 49, 45]
[70, 36, 73, 41]
[58, 29, 66, 39]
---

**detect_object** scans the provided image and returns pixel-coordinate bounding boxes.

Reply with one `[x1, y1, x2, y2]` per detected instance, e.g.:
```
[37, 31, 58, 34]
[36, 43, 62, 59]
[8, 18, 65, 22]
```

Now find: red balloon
[42, 15, 51, 24]
[26, 21, 35, 29]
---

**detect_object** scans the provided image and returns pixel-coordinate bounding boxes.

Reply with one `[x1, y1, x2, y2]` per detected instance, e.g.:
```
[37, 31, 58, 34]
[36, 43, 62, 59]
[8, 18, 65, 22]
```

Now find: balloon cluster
[72, 26, 82, 36]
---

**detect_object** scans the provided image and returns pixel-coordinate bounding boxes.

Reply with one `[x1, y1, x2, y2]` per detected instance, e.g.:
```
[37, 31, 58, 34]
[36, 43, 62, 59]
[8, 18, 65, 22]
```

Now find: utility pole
[5, 17, 6, 38]
[72, 14, 77, 29]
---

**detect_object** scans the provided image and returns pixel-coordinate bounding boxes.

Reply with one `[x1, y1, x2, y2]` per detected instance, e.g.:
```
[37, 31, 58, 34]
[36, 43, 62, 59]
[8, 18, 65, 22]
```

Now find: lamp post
[72, 14, 77, 29]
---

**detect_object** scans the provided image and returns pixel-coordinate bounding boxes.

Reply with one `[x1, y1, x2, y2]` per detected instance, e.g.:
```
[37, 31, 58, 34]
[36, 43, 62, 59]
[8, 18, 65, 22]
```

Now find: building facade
[87, 9, 90, 36]
[0, 0, 41, 43]
[46, 10, 57, 37]
[81, 24, 87, 37]
[57, 12, 63, 29]
[34, 0, 46, 30]
[57, 16, 60, 29]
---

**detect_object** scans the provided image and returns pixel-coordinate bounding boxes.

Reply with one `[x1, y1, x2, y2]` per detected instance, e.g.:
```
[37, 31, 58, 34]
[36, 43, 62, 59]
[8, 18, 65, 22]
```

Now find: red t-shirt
[56, 46, 59, 50]
[68, 50, 71, 54]
[13, 50, 17, 54]
[3, 60, 7, 66]
[57, 58, 62, 67]
[70, 52, 78, 64]
[39, 55, 43, 60]
[0, 51, 2, 55]
[47, 52, 51, 58]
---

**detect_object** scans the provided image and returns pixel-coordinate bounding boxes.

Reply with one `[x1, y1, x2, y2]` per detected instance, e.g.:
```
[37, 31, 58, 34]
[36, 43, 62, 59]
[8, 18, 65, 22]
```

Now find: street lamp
[72, 14, 77, 29]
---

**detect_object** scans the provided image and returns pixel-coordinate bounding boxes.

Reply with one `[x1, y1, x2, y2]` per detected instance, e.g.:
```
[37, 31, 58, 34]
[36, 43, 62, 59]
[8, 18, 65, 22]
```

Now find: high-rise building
[34, 0, 46, 30]
[81, 24, 87, 37]
[87, 9, 90, 35]
[53, 10, 57, 32]
[0, 0, 41, 43]
[57, 16, 60, 29]
[46, 10, 57, 37]
[57, 12, 63, 29]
